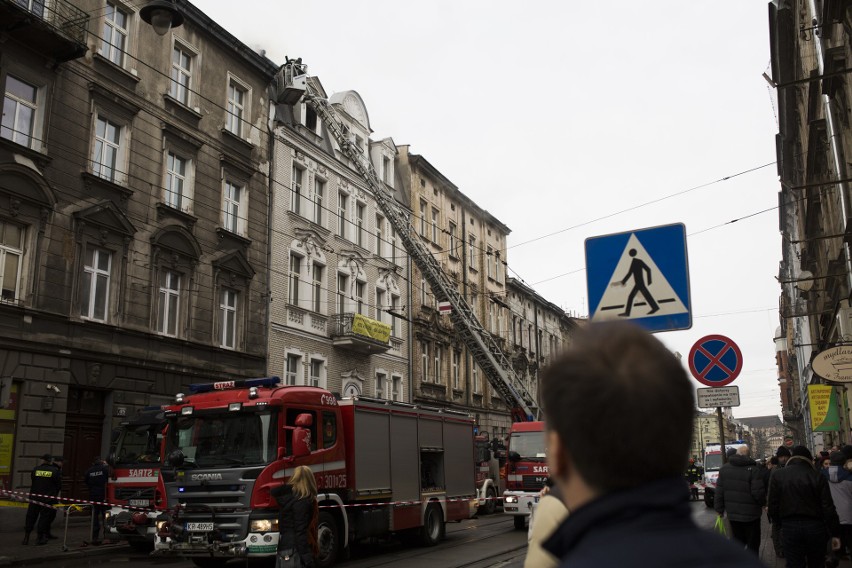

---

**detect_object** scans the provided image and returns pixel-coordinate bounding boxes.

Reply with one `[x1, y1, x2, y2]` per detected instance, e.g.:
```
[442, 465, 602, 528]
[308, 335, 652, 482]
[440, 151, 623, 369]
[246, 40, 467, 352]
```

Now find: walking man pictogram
[613, 248, 660, 317]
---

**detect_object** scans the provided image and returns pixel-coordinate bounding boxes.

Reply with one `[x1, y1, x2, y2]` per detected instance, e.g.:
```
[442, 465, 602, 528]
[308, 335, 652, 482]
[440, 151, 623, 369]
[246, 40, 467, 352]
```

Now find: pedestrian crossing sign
[585, 223, 691, 332]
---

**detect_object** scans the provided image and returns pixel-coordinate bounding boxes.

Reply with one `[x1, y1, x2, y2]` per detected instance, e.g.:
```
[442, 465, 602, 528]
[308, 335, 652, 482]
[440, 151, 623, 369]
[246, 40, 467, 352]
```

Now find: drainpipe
[265, 107, 276, 374]
[808, 0, 852, 294]
[462, 212, 471, 408]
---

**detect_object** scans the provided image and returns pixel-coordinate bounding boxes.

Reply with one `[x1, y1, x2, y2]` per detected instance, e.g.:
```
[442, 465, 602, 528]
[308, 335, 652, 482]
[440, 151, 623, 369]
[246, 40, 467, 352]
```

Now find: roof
[737, 415, 783, 429]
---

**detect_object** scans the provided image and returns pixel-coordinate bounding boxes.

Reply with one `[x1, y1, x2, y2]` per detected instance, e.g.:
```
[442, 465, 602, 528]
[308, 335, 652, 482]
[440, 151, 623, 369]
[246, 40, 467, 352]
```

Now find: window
[355, 281, 365, 315]
[92, 115, 123, 183]
[488, 303, 495, 333]
[219, 288, 237, 348]
[2, 76, 38, 148]
[487, 245, 494, 278]
[0, 221, 23, 302]
[472, 361, 480, 394]
[434, 345, 442, 384]
[390, 294, 400, 337]
[313, 178, 324, 225]
[431, 208, 439, 242]
[311, 263, 323, 313]
[288, 254, 302, 306]
[382, 156, 392, 184]
[304, 106, 318, 133]
[337, 192, 348, 238]
[356, 203, 365, 247]
[452, 351, 460, 390]
[419, 200, 427, 237]
[390, 229, 397, 265]
[448, 222, 457, 256]
[375, 214, 384, 257]
[495, 251, 501, 281]
[322, 411, 337, 448]
[376, 288, 386, 324]
[421, 341, 429, 382]
[226, 78, 247, 136]
[164, 151, 191, 211]
[285, 353, 301, 386]
[291, 166, 303, 215]
[157, 270, 181, 336]
[392, 375, 401, 401]
[170, 44, 193, 105]
[468, 235, 476, 269]
[82, 248, 111, 321]
[337, 273, 348, 313]
[309, 359, 323, 388]
[222, 180, 243, 234]
[420, 279, 429, 307]
[100, 2, 128, 67]
[376, 371, 387, 399]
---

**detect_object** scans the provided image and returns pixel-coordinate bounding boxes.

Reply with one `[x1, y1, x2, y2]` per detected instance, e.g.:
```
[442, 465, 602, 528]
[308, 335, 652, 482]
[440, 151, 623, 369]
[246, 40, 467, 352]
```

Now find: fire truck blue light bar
[189, 376, 281, 394]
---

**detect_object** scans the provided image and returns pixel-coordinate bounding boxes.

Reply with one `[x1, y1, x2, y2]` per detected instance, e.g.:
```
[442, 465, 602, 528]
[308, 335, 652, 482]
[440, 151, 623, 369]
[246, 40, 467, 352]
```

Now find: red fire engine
[152, 377, 477, 567]
[502, 421, 547, 529]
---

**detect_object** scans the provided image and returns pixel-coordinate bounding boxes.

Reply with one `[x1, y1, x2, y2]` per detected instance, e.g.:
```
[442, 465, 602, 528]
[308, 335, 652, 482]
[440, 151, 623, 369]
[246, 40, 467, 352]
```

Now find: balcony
[330, 313, 391, 354]
[1, 0, 89, 62]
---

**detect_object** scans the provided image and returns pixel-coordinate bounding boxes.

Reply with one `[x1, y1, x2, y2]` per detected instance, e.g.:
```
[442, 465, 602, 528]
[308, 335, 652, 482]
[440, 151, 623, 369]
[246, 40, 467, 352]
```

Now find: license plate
[534, 495, 540, 503]
[128, 499, 149, 507]
[185, 522, 214, 532]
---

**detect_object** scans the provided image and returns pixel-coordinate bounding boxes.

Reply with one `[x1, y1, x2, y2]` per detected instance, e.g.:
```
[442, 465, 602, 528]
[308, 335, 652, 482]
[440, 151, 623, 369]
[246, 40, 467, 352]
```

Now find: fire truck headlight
[504, 495, 518, 504]
[104, 511, 111, 520]
[250, 519, 278, 533]
[156, 520, 169, 531]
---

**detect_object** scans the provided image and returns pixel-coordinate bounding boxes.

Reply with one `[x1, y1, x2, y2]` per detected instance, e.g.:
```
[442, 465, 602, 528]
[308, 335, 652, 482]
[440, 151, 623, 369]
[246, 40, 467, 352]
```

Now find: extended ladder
[274, 61, 540, 421]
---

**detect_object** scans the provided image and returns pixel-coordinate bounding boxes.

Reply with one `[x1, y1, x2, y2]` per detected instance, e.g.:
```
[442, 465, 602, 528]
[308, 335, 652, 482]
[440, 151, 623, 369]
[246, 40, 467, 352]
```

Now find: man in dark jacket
[84, 456, 109, 544]
[539, 322, 762, 568]
[715, 445, 765, 553]
[23, 454, 61, 545]
[768, 445, 841, 566]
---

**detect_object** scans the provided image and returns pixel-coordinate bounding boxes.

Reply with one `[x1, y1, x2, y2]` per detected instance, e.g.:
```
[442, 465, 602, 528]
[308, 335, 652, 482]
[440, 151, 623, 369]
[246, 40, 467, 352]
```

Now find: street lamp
[140, 0, 184, 36]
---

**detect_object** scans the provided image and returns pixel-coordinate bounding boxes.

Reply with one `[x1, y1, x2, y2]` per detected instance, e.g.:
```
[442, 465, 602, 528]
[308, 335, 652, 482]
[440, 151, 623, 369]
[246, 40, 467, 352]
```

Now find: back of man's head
[736, 445, 749, 457]
[541, 321, 693, 493]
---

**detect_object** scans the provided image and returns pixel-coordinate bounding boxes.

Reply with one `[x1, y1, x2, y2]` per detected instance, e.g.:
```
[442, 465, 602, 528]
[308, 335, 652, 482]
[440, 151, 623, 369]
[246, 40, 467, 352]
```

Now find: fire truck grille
[115, 487, 155, 501]
[521, 475, 548, 492]
[178, 496, 244, 505]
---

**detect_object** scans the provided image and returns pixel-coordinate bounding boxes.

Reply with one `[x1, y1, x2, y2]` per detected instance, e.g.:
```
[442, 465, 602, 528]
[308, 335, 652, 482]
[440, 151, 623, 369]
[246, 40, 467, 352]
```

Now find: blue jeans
[781, 517, 829, 567]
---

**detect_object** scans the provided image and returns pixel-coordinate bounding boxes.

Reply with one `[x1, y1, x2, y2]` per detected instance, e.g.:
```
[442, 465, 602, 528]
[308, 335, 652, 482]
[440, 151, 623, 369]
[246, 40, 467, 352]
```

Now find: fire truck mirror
[508, 450, 521, 463]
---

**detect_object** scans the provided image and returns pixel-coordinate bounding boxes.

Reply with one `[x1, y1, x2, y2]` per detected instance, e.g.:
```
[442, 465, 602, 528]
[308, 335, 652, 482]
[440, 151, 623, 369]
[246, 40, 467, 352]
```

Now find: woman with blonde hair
[272, 465, 319, 567]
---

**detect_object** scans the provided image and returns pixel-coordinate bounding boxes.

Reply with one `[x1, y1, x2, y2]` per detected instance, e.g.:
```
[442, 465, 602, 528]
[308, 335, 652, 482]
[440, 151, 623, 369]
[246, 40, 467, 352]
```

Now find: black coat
[542, 476, 764, 567]
[768, 455, 840, 536]
[272, 484, 316, 568]
[714, 455, 765, 521]
[84, 463, 109, 500]
[30, 463, 61, 503]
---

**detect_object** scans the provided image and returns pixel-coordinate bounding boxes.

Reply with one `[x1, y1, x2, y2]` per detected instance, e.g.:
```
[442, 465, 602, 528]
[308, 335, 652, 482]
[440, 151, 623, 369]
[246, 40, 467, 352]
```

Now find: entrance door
[63, 388, 105, 499]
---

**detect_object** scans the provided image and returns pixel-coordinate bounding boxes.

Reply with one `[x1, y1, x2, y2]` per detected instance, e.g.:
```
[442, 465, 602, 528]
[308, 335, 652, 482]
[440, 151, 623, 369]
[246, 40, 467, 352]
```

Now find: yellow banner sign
[352, 314, 391, 343]
[809, 384, 841, 431]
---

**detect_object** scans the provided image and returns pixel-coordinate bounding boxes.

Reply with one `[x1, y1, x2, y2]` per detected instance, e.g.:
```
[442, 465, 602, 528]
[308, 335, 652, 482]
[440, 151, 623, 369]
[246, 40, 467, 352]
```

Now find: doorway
[63, 388, 105, 499]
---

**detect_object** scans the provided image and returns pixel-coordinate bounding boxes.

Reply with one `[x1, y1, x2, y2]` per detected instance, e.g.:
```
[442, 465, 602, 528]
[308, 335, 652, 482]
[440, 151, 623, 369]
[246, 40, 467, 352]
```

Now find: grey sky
[203, 1, 782, 418]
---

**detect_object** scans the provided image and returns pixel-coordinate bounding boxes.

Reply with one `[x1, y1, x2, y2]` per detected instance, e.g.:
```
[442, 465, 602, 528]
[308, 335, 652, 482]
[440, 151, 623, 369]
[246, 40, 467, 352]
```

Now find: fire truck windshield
[167, 410, 277, 467]
[509, 432, 546, 460]
[704, 453, 723, 471]
[114, 426, 162, 464]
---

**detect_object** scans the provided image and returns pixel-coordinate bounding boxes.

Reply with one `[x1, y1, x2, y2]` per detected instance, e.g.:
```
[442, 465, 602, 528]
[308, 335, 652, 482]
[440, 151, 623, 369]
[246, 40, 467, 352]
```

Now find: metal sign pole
[717, 406, 727, 465]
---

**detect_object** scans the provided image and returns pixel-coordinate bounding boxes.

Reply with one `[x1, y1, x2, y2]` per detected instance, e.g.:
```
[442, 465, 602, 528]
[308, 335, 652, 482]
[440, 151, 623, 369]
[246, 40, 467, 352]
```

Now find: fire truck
[702, 440, 748, 508]
[502, 421, 547, 529]
[152, 377, 477, 567]
[104, 407, 168, 550]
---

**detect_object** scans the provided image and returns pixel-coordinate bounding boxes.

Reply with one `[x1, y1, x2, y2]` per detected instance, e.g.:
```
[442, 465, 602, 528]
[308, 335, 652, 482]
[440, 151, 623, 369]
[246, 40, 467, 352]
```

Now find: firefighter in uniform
[84, 457, 109, 544]
[685, 458, 703, 501]
[23, 454, 61, 545]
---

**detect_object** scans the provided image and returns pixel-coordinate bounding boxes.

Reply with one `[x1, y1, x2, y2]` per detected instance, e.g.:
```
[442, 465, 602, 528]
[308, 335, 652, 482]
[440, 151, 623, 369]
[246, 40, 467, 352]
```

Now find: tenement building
[0, 0, 276, 496]
[268, 76, 410, 403]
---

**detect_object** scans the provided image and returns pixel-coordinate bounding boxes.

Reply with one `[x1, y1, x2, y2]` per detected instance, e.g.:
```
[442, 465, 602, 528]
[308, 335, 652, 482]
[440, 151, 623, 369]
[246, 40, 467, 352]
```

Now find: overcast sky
[202, 1, 783, 419]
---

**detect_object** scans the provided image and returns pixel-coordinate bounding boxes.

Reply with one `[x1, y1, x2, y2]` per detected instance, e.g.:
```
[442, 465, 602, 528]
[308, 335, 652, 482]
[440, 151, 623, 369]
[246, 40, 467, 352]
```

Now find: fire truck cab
[502, 421, 547, 530]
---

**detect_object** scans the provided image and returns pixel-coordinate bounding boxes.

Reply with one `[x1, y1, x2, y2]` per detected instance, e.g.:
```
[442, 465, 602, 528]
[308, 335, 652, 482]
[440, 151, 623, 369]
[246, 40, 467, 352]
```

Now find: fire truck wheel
[479, 487, 497, 516]
[316, 511, 339, 568]
[420, 503, 445, 547]
[513, 515, 526, 530]
[190, 559, 228, 568]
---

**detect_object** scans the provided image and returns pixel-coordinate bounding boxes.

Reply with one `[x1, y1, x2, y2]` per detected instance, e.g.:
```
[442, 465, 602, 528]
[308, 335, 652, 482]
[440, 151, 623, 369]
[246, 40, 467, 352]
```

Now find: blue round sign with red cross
[688, 334, 743, 387]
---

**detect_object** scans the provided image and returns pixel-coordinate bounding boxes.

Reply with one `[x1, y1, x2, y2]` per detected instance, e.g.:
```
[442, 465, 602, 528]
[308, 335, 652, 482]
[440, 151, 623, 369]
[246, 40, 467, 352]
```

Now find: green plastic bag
[714, 515, 727, 537]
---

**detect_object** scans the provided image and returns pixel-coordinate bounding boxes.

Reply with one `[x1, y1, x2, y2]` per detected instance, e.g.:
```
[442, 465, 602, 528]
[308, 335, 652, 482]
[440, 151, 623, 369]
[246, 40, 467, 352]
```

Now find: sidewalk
[757, 515, 852, 567]
[0, 503, 131, 566]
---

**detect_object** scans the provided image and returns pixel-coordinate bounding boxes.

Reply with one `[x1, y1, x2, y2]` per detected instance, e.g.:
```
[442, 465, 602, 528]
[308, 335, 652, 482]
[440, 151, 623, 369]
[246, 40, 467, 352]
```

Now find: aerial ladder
[271, 59, 539, 422]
